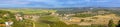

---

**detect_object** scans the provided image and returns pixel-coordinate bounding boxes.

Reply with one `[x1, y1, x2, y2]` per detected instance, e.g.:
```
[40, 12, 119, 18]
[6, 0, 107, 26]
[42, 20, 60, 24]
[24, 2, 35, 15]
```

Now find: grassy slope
[35, 15, 60, 27]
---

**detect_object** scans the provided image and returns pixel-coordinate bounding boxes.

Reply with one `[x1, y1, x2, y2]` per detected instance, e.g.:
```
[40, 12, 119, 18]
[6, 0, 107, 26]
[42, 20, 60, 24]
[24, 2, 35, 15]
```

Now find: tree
[116, 20, 120, 27]
[108, 19, 115, 27]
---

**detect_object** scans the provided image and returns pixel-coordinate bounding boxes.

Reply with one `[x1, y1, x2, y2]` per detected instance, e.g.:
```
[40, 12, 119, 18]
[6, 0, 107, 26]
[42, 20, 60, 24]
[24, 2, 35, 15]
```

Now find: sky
[0, 0, 120, 8]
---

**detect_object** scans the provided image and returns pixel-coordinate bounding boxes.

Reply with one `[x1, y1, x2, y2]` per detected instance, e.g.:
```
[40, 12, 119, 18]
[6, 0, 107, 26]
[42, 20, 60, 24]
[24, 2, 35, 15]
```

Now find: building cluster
[0, 12, 40, 27]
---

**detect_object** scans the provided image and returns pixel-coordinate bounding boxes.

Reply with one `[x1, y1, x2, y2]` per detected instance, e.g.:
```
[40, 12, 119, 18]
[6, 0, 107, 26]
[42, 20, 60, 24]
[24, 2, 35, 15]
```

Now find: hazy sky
[0, 0, 120, 8]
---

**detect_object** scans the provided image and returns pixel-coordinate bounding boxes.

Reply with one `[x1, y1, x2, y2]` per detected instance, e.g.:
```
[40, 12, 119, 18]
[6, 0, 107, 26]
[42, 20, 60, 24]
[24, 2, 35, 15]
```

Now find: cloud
[0, 0, 120, 8]
[0, 0, 30, 5]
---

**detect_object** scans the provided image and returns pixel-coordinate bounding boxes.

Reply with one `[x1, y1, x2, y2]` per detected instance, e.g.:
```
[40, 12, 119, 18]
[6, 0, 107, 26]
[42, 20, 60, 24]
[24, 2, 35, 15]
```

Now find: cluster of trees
[0, 10, 34, 27]
[0, 10, 15, 24]
[0, 10, 16, 27]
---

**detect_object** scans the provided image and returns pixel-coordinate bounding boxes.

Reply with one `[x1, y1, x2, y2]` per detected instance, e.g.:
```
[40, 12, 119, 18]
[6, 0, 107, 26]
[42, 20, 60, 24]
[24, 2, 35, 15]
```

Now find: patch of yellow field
[94, 14, 118, 18]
